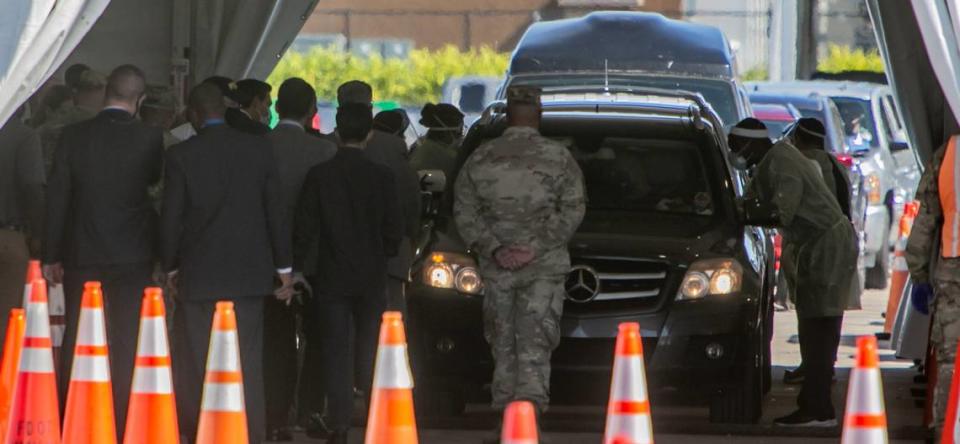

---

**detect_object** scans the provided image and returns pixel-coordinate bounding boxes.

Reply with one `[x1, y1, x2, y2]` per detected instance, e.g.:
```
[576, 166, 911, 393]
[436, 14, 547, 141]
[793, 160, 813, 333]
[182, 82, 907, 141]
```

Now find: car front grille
[563, 257, 674, 315]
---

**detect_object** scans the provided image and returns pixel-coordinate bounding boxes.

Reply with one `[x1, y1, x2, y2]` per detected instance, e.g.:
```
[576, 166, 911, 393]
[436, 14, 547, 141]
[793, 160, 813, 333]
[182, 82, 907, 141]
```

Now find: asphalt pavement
[281, 288, 928, 443]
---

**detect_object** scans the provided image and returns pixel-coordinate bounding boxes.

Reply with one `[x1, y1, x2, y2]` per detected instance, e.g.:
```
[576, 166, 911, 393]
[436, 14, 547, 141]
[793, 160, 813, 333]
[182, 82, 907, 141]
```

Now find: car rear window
[832, 97, 879, 150]
[562, 137, 715, 215]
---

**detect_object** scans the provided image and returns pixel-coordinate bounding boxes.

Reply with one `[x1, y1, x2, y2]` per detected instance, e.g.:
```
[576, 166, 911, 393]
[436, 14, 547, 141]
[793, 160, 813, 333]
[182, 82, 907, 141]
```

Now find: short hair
[276, 78, 316, 120]
[201, 76, 236, 98]
[105, 64, 146, 102]
[64, 64, 91, 89]
[188, 82, 226, 117]
[235, 79, 271, 108]
[337, 80, 373, 106]
[373, 109, 409, 135]
[337, 102, 373, 143]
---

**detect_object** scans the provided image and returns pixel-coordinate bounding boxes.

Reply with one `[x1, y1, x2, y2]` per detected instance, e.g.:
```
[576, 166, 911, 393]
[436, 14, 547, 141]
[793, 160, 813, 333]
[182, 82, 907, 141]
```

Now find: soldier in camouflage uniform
[38, 69, 105, 175]
[905, 138, 956, 440]
[454, 86, 586, 422]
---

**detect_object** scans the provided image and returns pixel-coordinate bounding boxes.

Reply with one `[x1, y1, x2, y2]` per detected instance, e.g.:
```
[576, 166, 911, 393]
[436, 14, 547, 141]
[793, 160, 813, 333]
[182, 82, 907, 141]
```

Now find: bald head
[105, 65, 146, 104]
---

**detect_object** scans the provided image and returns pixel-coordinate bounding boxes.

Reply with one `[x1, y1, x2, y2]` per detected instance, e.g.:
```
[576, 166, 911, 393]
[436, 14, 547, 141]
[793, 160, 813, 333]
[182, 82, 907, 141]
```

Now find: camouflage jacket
[906, 143, 947, 284]
[453, 126, 586, 277]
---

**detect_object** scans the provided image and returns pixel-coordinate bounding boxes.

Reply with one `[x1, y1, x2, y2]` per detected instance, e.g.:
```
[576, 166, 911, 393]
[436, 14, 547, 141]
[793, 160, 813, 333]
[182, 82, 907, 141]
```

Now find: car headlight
[865, 173, 882, 205]
[676, 259, 743, 300]
[423, 252, 484, 295]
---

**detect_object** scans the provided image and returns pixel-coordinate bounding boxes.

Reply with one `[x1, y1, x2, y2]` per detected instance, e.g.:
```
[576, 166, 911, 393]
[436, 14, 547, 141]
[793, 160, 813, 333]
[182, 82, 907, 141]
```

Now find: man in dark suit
[42, 64, 162, 438]
[324, 81, 421, 315]
[263, 78, 336, 441]
[161, 83, 292, 444]
[226, 79, 272, 135]
[294, 103, 403, 444]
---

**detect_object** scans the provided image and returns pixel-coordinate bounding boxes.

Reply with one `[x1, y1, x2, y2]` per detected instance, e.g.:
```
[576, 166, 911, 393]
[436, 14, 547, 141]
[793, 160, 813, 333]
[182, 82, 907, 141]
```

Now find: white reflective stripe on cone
[131, 367, 173, 394]
[21, 284, 30, 309]
[841, 428, 888, 444]
[77, 308, 107, 345]
[71, 355, 111, 382]
[25, 303, 51, 338]
[205, 331, 240, 372]
[19, 347, 55, 373]
[136, 317, 170, 357]
[503, 439, 538, 444]
[373, 345, 413, 389]
[604, 417, 653, 444]
[610, 356, 648, 402]
[848, 369, 885, 414]
[201, 382, 244, 412]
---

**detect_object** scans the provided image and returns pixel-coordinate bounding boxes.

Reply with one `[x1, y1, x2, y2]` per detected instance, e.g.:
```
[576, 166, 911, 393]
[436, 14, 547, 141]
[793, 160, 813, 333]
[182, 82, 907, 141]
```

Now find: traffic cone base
[123, 288, 179, 444]
[0, 309, 25, 439]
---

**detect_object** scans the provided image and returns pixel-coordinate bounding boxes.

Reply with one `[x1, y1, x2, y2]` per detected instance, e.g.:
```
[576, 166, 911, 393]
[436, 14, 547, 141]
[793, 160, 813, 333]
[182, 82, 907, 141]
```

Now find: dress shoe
[304, 412, 331, 439]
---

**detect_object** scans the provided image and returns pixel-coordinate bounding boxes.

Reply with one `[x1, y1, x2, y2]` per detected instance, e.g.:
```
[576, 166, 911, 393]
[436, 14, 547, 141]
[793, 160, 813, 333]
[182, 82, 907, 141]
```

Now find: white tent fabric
[911, 0, 960, 129]
[0, 0, 110, 128]
[191, 0, 318, 82]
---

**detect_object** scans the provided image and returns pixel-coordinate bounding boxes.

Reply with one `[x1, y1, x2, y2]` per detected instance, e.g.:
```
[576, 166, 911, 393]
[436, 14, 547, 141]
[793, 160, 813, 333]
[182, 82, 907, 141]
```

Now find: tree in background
[817, 44, 885, 73]
[268, 45, 509, 105]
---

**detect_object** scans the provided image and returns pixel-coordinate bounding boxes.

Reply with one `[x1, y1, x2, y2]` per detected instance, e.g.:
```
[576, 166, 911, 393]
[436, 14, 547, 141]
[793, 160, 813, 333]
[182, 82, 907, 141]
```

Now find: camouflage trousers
[933, 278, 960, 439]
[483, 274, 565, 412]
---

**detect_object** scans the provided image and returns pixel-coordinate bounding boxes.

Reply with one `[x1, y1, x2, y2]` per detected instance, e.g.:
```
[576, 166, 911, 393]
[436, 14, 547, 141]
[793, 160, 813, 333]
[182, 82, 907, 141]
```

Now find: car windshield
[556, 136, 716, 216]
[510, 75, 738, 126]
[831, 97, 879, 151]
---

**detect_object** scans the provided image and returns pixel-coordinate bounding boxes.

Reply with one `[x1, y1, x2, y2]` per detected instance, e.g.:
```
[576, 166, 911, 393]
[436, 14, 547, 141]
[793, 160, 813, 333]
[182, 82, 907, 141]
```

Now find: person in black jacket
[161, 83, 292, 444]
[293, 103, 402, 444]
[226, 79, 272, 135]
[42, 64, 162, 439]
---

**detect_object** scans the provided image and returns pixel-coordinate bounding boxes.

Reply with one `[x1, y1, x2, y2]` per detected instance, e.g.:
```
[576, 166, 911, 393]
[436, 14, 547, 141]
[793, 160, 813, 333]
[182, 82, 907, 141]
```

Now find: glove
[910, 282, 934, 315]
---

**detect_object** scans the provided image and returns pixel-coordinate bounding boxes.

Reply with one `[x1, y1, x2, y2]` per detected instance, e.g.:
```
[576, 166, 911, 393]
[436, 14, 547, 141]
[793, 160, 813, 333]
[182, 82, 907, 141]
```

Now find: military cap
[420, 103, 464, 129]
[74, 69, 106, 92]
[506, 86, 541, 106]
[337, 80, 373, 106]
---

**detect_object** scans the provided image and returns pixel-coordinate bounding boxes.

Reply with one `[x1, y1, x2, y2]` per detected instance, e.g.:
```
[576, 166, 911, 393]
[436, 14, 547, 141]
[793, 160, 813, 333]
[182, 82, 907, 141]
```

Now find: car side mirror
[418, 170, 447, 194]
[890, 140, 909, 153]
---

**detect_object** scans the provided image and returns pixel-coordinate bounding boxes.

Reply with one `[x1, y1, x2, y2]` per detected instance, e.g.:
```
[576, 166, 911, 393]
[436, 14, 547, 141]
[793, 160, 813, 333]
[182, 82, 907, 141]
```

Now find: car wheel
[709, 330, 764, 424]
[865, 234, 890, 290]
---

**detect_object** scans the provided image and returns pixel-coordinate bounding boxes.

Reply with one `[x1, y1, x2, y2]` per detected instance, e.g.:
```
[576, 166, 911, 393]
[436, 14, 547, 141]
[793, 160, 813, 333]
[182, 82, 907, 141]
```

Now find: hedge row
[267, 45, 510, 105]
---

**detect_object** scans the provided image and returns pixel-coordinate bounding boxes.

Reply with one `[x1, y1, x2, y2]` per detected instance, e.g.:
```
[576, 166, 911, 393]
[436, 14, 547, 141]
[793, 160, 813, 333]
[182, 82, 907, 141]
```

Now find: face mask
[728, 150, 749, 171]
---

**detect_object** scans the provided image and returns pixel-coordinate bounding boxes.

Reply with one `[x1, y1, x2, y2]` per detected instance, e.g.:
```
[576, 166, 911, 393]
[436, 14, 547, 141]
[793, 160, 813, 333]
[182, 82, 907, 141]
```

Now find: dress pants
[263, 296, 298, 430]
[318, 289, 385, 430]
[797, 315, 844, 419]
[61, 262, 153, 439]
[0, 229, 28, 338]
[298, 283, 325, 421]
[174, 297, 265, 444]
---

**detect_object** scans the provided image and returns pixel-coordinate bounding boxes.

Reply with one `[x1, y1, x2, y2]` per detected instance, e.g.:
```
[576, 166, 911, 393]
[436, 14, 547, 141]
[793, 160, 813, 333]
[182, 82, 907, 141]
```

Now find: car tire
[709, 331, 764, 424]
[865, 234, 890, 290]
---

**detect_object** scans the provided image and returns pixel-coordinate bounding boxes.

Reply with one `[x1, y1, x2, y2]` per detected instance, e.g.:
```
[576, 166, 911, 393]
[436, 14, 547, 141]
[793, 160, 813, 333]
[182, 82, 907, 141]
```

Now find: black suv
[408, 88, 775, 423]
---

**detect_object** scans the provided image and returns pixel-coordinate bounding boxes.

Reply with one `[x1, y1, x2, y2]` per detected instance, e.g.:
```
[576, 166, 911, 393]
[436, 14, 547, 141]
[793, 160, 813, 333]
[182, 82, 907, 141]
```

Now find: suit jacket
[226, 108, 270, 135]
[267, 122, 337, 221]
[323, 129, 421, 280]
[43, 109, 163, 267]
[161, 124, 291, 300]
[293, 146, 403, 296]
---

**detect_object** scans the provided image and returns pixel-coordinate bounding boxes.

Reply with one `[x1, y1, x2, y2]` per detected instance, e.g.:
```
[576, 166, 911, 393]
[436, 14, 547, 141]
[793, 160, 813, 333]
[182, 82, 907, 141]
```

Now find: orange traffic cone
[196, 301, 248, 444]
[940, 340, 960, 443]
[0, 310, 25, 438]
[841, 336, 888, 444]
[603, 322, 653, 444]
[365, 311, 418, 444]
[884, 202, 919, 334]
[501, 401, 538, 444]
[5, 279, 61, 444]
[21, 261, 41, 308]
[62, 282, 116, 444]
[123, 288, 179, 444]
